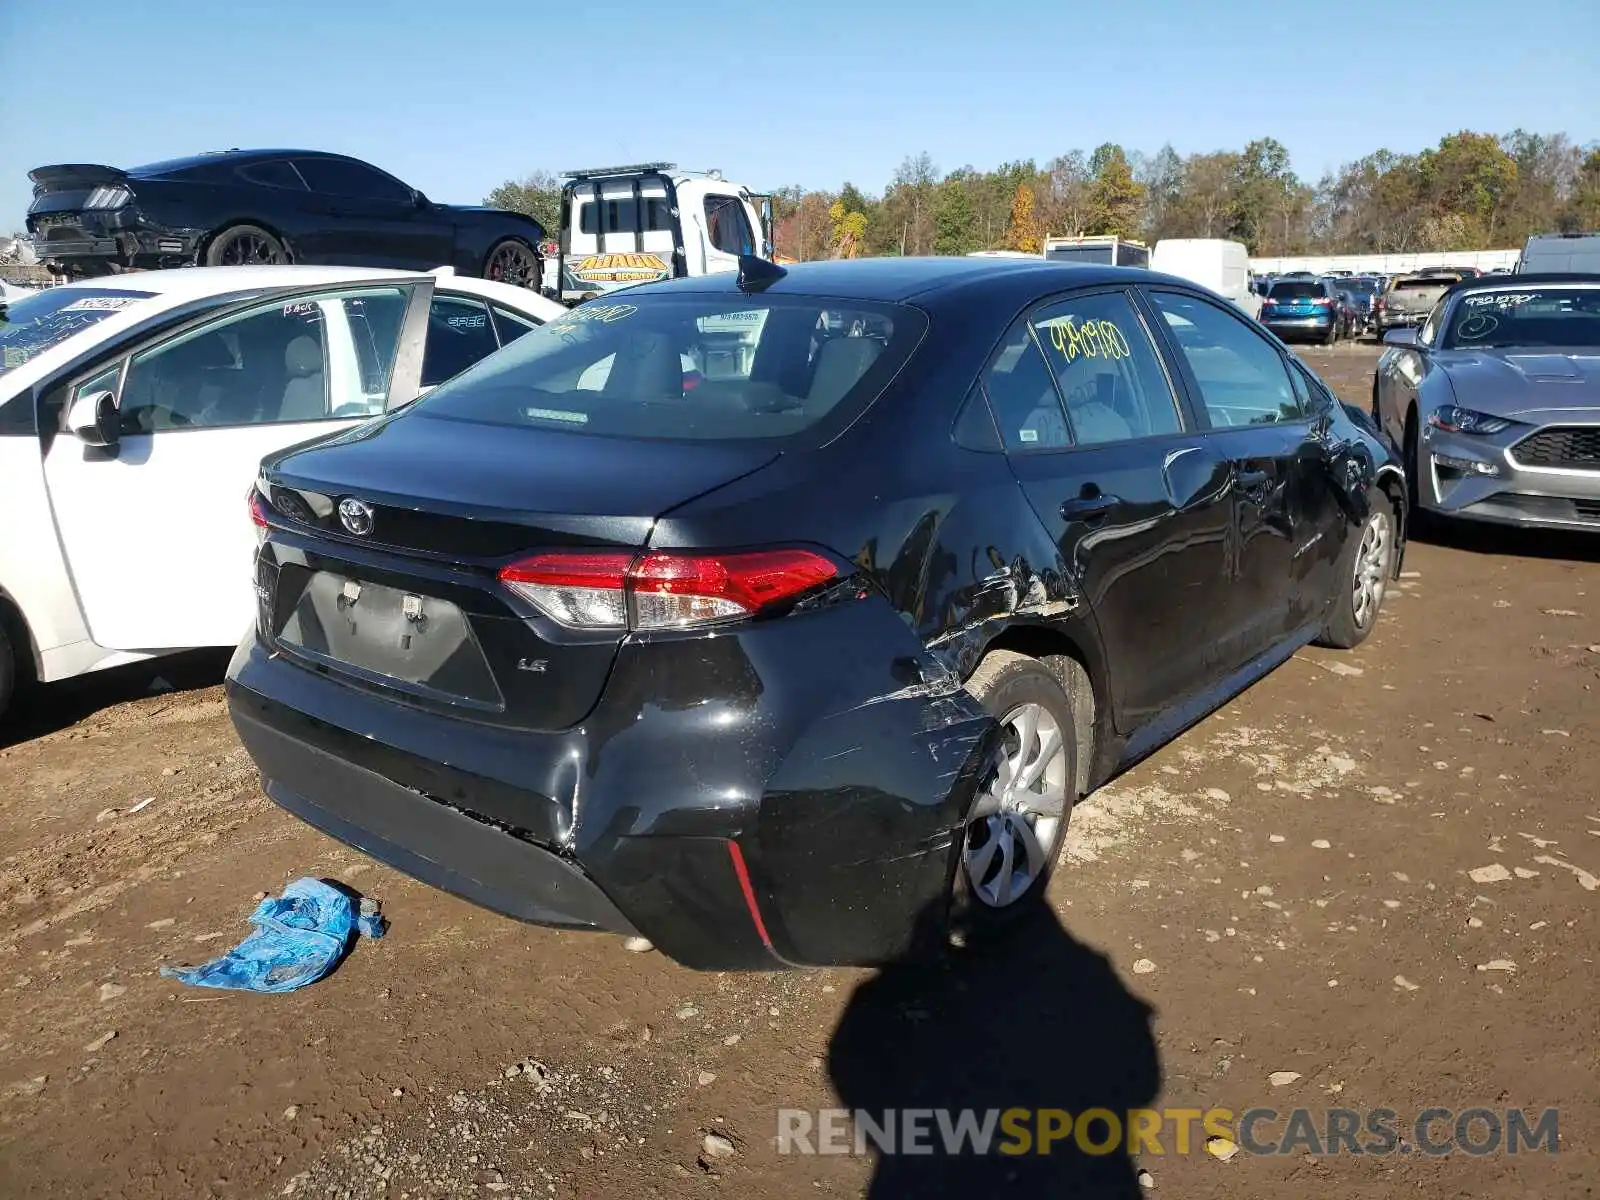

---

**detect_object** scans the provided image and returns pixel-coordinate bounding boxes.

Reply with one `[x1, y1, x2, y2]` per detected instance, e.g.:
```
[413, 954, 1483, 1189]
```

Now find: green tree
[1085, 144, 1146, 238]
[1560, 149, 1600, 232]
[1417, 131, 1519, 243]
[1003, 183, 1041, 252]
[484, 170, 562, 233]
[933, 179, 978, 255]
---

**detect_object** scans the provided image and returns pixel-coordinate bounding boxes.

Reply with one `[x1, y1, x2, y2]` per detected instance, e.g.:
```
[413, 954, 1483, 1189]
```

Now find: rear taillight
[84, 185, 131, 210]
[499, 549, 839, 631]
[1261, 298, 1277, 307]
[249, 489, 270, 544]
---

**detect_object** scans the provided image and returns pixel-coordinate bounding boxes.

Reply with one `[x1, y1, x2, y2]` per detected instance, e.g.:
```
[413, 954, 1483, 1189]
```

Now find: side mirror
[65, 389, 118, 447]
[1382, 327, 1418, 347]
[413, 190, 431, 210]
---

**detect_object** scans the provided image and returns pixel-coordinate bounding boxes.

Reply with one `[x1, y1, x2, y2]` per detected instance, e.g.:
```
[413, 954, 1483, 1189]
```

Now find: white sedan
[0, 265, 564, 717]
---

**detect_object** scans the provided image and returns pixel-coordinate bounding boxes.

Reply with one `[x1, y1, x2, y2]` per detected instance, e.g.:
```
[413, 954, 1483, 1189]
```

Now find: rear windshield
[1269, 282, 1322, 299]
[411, 294, 926, 441]
[1442, 287, 1600, 350]
[1, 287, 152, 375]
[1393, 278, 1445, 292]
[1339, 279, 1379, 295]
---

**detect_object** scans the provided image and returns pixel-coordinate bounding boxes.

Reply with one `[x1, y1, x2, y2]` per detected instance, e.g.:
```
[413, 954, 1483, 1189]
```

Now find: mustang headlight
[1427, 405, 1509, 436]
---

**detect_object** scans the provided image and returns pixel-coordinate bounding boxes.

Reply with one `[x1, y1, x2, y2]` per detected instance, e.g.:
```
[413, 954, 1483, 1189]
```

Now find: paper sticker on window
[63, 296, 138, 312]
[524, 407, 588, 424]
[1018, 428, 1039, 443]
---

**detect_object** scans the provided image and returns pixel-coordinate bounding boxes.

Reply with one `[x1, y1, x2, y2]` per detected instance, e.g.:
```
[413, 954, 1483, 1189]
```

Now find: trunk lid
[257, 412, 780, 731]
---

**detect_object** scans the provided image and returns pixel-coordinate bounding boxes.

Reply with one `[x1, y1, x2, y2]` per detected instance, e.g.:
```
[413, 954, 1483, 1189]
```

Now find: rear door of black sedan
[978, 285, 1234, 733]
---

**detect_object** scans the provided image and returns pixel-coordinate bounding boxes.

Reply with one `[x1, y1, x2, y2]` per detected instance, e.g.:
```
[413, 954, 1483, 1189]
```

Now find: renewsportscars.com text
[776, 1106, 1559, 1157]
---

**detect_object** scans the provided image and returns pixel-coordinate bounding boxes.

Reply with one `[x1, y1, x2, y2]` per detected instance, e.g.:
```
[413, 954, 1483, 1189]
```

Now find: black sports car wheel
[204, 225, 289, 267]
[483, 240, 540, 290]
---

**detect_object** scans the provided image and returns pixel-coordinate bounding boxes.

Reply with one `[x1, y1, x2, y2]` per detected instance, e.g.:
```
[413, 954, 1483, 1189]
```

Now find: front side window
[421, 295, 499, 387]
[1031, 291, 1182, 445]
[704, 197, 753, 255]
[294, 158, 413, 204]
[411, 295, 922, 442]
[117, 287, 412, 433]
[1150, 291, 1303, 427]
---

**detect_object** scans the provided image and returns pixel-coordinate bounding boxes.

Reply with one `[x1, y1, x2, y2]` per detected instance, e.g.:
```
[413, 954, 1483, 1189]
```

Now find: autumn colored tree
[828, 199, 867, 259]
[1084, 144, 1146, 238]
[1003, 183, 1040, 252]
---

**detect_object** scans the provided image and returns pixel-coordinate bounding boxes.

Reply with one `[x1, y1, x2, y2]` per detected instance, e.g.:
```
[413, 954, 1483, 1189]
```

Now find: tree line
[486, 130, 1599, 261]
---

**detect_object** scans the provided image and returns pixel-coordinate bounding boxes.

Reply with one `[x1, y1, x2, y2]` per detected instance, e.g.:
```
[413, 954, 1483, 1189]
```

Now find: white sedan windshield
[0, 288, 153, 375]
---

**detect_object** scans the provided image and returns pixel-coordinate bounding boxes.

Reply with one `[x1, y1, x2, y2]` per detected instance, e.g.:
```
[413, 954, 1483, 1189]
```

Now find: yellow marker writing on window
[1046, 318, 1132, 364]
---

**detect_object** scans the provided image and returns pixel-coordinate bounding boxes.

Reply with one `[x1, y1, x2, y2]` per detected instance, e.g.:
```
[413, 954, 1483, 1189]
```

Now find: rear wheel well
[199, 220, 294, 265]
[0, 590, 38, 687]
[976, 625, 1100, 800]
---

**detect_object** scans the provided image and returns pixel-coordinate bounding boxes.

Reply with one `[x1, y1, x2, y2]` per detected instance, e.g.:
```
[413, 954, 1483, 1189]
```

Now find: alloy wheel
[486, 242, 538, 288]
[1352, 510, 1391, 630]
[962, 702, 1069, 908]
[216, 232, 284, 266]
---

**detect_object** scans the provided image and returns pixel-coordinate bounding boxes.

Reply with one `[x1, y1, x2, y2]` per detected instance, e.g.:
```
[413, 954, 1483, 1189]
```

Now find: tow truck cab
[542, 163, 772, 306]
[1042, 235, 1151, 268]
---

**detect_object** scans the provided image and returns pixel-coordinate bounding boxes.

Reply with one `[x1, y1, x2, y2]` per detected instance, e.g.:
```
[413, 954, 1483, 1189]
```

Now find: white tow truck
[539, 162, 774, 306]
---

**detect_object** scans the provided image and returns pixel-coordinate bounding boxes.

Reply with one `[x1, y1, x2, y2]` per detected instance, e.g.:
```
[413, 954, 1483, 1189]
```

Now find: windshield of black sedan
[0, 287, 152, 374]
[410, 294, 925, 440]
[1442, 287, 1600, 349]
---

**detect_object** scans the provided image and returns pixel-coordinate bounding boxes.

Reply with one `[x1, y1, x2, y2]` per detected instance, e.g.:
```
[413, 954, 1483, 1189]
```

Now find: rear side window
[294, 158, 413, 204]
[1031, 292, 1182, 444]
[412, 295, 925, 442]
[238, 160, 306, 190]
[705, 197, 753, 255]
[422, 296, 500, 387]
[491, 305, 541, 345]
[982, 326, 1069, 451]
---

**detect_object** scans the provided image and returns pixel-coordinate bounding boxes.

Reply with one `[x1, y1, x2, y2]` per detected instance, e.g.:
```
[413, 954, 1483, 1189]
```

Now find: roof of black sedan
[621, 256, 1170, 303]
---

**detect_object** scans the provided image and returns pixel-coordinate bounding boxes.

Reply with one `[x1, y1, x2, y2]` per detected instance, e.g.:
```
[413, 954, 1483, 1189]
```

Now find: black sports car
[26, 149, 544, 288]
[228, 256, 1405, 970]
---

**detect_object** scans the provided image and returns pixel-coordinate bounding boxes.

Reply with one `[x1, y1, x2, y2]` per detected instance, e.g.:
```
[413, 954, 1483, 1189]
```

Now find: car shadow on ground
[1412, 516, 1600, 563]
[2, 647, 233, 750]
[827, 899, 1161, 1198]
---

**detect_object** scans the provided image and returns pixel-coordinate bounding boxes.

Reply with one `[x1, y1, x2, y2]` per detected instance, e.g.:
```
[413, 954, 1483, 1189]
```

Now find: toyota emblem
[337, 497, 375, 537]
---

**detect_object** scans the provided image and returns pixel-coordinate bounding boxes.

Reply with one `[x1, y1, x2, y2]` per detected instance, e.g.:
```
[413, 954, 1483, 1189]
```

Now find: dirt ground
[2, 345, 1597, 1199]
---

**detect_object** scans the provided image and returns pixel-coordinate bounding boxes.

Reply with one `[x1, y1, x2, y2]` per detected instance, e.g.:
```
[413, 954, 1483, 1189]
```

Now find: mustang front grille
[1512, 426, 1600, 471]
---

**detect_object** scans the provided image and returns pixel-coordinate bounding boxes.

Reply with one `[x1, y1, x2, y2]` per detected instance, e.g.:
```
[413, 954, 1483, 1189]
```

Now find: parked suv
[1260, 278, 1344, 343]
[228, 258, 1405, 970]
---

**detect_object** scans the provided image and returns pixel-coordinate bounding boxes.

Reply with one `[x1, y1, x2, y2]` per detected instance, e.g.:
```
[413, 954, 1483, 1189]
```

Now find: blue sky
[2, 0, 1595, 230]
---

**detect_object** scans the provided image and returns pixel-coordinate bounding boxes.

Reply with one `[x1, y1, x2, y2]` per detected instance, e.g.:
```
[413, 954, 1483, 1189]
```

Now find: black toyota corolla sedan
[228, 256, 1405, 970]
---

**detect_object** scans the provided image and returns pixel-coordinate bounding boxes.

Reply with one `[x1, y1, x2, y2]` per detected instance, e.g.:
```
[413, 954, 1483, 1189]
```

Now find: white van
[1151, 239, 1262, 319]
[1517, 233, 1600, 274]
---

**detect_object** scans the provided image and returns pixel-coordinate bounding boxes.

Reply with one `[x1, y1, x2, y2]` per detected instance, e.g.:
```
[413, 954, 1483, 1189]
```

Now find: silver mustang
[1373, 275, 1600, 531]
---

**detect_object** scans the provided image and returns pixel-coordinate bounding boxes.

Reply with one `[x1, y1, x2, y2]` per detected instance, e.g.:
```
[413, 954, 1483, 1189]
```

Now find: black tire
[203, 224, 289, 267]
[1316, 486, 1397, 650]
[949, 650, 1077, 946]
[1323, 318, 1339, 346]
[482, 239, 541, 290]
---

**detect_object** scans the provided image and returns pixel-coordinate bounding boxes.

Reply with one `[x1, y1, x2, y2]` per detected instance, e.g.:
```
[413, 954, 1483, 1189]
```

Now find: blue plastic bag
[161, 878, 386, 993]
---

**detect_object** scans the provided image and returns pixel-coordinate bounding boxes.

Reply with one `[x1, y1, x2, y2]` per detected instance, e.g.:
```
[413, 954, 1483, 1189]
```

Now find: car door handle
[1059, 493, 1122, 521]
[1235, 468, 1270, 487]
